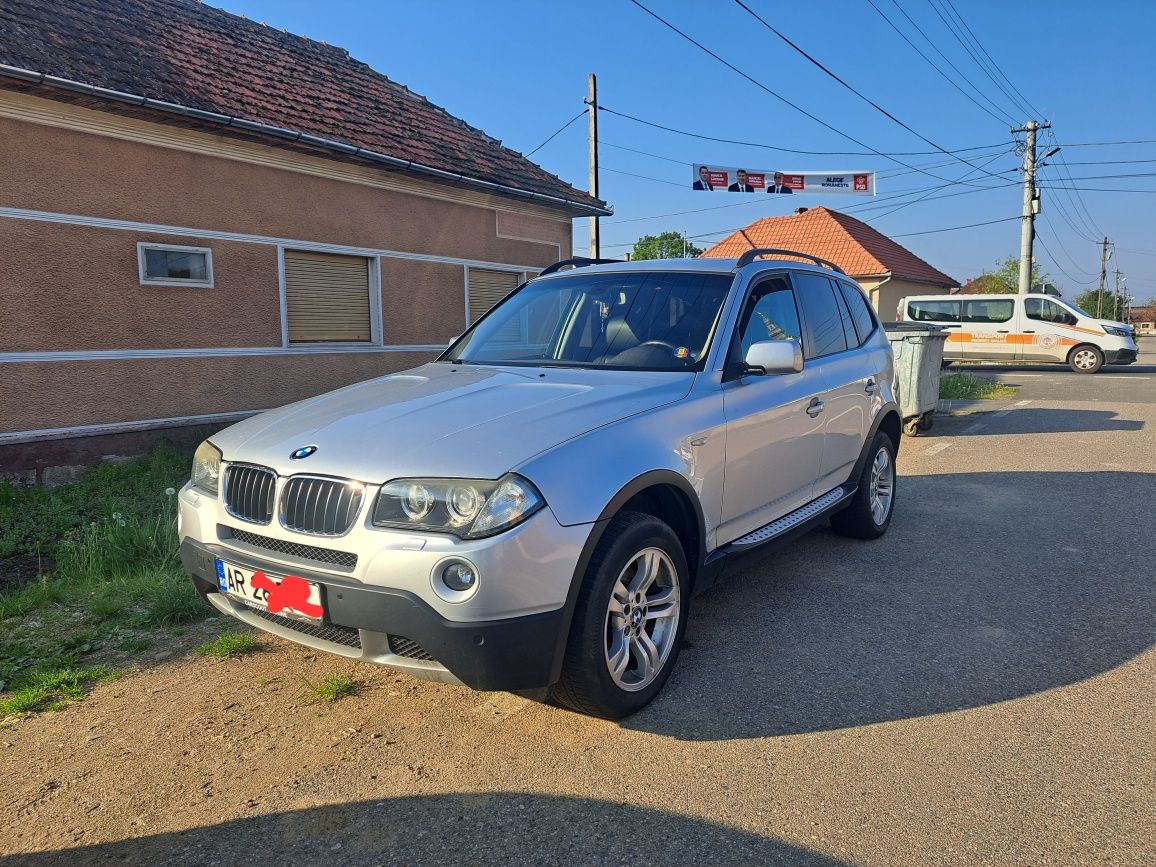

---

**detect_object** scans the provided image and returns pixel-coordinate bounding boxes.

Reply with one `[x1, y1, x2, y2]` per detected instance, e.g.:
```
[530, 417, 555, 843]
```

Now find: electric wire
[925, 0, 1033, 120]
[882, 0, 1019, 125]
[523, 108, 588, 158]
[624, 0, 1014, 187]
[863, 0, 1015, 126]
[731, 0, 1010, 180]
[598, 104, 1008, 157]
[940, 0, 1044, 118]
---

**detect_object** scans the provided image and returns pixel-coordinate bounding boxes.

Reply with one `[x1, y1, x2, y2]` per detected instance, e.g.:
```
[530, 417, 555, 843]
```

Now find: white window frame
[137, 242, 214, 288]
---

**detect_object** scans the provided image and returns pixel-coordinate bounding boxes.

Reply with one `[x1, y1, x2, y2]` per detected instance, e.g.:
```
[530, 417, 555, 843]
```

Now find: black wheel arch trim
[547, 470, 708, 685]
[850, 403, 901, 485]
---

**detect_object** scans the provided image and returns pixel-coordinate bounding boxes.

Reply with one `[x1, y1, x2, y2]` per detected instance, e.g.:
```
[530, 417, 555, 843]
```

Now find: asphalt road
[4, 365, 1154, 865]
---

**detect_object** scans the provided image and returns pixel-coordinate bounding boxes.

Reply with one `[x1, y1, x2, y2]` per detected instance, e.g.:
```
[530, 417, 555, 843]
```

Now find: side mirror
[743, 339, 804, 376]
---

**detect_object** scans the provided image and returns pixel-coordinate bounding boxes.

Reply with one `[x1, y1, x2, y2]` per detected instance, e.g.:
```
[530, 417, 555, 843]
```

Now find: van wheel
[832, 431, 897, 540]
[1068, 345, 1103, 373]
[550, 512, 688, 720]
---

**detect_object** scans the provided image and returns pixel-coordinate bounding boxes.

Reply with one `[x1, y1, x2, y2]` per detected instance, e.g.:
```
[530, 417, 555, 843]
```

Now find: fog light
[441, 561, 477, 592]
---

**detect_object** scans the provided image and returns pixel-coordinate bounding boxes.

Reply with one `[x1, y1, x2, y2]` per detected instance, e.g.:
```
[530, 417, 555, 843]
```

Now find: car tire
[550, 511, 689, 720]
[831, 431, 897, 540]
[1068, 344, 1103, 373]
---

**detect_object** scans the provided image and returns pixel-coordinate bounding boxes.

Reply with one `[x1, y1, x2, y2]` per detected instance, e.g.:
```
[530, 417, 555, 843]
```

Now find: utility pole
[1012, 120, 1049, 295]
[1097, 237, 1110, 317]
[585, 73, 600, 259]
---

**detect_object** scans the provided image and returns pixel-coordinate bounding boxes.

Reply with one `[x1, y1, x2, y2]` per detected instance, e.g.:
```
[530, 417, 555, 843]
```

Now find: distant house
[701, 207, 957, 318]
[0, 0, 607, 470]
[1130, 305, 1155, 334]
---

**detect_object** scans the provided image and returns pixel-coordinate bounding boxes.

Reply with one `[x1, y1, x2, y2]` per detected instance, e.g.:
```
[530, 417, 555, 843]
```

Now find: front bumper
[182, 538, 566, 691]
[1104, 348, 1138, 365]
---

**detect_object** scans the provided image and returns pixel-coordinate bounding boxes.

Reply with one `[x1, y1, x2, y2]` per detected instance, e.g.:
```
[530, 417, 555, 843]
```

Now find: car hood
[1097, 319, 1133, 332]
[211, 363, 695, 482]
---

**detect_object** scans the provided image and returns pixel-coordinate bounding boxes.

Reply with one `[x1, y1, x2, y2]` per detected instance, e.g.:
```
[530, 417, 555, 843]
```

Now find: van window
[907, 299, 961, 323]
[794, 272, 848, 357]
[963, 299, 1014, 323]
[1025, 298, 1076, 325]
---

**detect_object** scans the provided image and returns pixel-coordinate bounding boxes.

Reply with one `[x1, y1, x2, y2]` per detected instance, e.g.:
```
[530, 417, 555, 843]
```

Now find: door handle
[865, 378, 878, 395]
[806, 398, 824, 417]
[996, 330, 1010, 334]
[1023, 329, 1035, 334]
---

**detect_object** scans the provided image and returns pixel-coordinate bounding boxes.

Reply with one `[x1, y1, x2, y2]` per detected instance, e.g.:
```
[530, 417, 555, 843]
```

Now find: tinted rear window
[795, 272, 848, 357]
[839, 281, 877, 342]
[907, 299, 961, 323]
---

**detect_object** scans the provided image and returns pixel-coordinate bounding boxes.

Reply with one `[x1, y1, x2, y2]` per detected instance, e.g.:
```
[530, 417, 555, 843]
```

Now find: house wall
[0, 92, 576, 458]
[857, 278, 954, 322]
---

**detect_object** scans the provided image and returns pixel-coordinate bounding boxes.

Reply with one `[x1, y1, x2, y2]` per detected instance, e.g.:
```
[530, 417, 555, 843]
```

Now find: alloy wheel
[869, 448, 894, 525]
[603, 547, 681, 692]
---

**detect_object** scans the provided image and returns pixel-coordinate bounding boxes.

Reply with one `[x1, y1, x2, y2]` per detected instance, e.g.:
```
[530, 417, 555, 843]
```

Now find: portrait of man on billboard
[693, 165, 715, 191]
[728, 169, 755, 193]
[767, 172, 793, 194]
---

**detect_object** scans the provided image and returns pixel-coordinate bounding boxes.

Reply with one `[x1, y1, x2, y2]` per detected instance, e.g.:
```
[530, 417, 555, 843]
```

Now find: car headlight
[372, 474, 544, 539]
[190, 440, 222, 497]
[1104, 325, 1132, 337]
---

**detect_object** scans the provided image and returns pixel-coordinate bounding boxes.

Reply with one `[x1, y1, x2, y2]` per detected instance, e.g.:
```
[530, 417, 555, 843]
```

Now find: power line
[731, 0, 1011, 179]
[523, 108, 587, 158]
[861, 150, 1013, 221]
[1034, 224, 1099, 285]
[600, 140, 686, 165]
[601, 166, 685, 187]
[1036, 215, 1099, 280]
[598, 103, 1008, 157]
[924, 0, 1032, 120]
[624, 0, 1014, 186]
[882, 0, 1018, 125]
[939, 0, 1042, 118]
[864, 0, 1015, 126]
[1038, 185, 1156, 194]
[890, 215, 1020, 237]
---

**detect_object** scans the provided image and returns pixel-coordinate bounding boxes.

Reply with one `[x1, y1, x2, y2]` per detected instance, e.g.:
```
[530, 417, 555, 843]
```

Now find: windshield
[443, 270, 733, 371]
[1060, 299, 1094, 318]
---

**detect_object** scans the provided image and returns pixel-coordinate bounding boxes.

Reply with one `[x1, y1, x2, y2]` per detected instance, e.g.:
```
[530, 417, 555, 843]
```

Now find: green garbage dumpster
[883, 323, 948, 436]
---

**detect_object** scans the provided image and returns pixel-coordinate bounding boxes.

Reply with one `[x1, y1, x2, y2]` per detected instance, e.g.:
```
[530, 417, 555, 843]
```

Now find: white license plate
[215, 560, 323, 622]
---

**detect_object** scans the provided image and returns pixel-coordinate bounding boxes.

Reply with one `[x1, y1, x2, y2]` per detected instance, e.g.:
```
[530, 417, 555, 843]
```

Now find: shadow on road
[628, 470, 1156, 741]
[951, 363, 1156, 375]
[5, 793, 848, 866]
[948, 408, 1144, 435]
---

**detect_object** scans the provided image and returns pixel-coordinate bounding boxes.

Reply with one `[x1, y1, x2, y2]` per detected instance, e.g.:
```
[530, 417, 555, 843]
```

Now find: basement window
[137, 243, 214, 288]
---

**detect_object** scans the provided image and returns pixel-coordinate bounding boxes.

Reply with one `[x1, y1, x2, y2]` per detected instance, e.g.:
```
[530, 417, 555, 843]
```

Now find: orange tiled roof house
[702, 207, 957, 318]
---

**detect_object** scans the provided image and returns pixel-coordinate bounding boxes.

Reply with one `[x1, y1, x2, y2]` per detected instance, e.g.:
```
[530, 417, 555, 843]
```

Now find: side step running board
[728, 487, 849, 548]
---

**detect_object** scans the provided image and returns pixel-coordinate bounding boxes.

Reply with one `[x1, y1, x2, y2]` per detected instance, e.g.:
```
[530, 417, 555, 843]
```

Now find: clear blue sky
[220, 0, 1156, 301]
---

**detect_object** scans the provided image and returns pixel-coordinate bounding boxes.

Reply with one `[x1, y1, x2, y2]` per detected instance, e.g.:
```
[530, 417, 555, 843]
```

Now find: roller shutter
[468, 268, 520, 325]
[284, 250, 371, 343]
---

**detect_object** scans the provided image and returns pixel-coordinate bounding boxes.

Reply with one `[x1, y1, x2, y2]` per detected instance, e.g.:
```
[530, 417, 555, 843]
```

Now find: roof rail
[538, 257, 622, 276]
[735, 248, 846, 274]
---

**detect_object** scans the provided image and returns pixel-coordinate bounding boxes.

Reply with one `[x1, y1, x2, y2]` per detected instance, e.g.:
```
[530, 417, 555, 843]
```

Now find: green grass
[939, 372, 1017, 401]
[0, 445, 216, 715]
[0, 666, 119, 715]
[303, 675, 358, 704]
[195, 632, 257, 659]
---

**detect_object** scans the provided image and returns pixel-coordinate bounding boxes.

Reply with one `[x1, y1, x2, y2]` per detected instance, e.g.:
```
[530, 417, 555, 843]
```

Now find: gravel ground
[2, 383, 1153, 866]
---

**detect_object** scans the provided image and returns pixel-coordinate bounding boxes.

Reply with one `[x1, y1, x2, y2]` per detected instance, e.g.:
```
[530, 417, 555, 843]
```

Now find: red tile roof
[0, 0, 605, 213]
[702, 207, 957, 287]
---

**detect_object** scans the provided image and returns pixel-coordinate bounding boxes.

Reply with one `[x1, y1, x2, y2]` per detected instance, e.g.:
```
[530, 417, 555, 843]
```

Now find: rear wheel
[1068, 344, 1103, 373]
[831, 431, 897, 540]
[551, 512, 688, 719]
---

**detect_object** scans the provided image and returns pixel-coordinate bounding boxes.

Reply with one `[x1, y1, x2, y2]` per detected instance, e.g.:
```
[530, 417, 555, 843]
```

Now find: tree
[960, 255, 1050, 294]
[1073, 289, 1125, 321]
[630, 232, 703, 260]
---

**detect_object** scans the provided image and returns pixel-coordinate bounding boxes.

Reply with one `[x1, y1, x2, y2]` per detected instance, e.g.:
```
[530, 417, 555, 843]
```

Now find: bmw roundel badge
[290, 445, 318, 460]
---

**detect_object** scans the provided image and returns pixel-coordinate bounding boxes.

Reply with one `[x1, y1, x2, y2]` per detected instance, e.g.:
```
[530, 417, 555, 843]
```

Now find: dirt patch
[0, 554, 54, 592]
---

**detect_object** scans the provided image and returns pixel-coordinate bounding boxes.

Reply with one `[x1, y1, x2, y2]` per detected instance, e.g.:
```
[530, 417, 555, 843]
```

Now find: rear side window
[907, 299, 961, 323]
[830, 279, 862, 348]
[964, 299, 1014, 323]
[794, 272, 848, 357]
[838, 281, 877, 342]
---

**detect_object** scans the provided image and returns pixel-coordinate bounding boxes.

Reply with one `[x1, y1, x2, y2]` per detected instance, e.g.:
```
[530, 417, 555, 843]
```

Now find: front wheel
[1069, 344, 1103, 373]
[831, 431, 897, 540]
[551, 512, 688, 719]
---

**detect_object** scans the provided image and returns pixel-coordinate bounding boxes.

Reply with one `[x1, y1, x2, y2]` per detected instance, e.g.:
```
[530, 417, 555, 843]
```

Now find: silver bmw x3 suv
[179, 250, 901, 718]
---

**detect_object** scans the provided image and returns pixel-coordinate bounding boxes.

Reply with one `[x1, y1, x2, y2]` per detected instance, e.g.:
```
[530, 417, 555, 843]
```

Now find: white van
[897, 293, 1138, 373]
